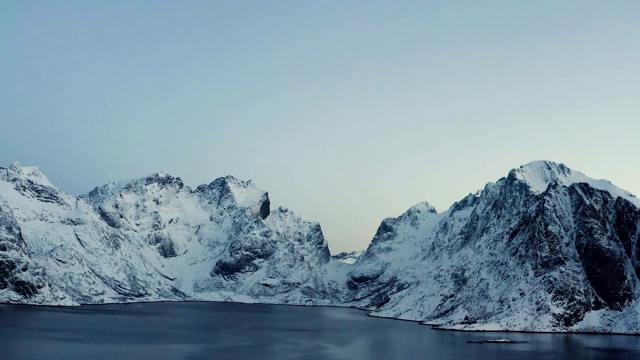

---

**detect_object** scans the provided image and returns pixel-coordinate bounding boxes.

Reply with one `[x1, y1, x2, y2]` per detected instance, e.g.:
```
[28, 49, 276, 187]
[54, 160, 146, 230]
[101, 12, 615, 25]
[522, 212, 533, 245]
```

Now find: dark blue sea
[0, 302, 638, 359]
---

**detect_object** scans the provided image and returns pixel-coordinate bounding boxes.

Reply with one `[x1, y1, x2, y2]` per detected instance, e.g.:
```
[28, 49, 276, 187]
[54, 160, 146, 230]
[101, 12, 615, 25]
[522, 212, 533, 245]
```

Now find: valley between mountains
[1, 161, 639, 334]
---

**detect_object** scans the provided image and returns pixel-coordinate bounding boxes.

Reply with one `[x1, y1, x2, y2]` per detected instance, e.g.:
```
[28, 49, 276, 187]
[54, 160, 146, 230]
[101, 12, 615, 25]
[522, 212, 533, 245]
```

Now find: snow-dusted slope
[349, 161, 640, 333]
[0, 163, 338, 305]
[332, 251, 364, 264]
[0, 197, 71, 305]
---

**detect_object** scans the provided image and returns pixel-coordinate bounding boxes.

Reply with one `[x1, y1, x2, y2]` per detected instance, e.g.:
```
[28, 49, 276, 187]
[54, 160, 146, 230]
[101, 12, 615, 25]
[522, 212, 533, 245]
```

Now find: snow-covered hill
[348, 161, 640, 333]
[0, 162, 342, 305]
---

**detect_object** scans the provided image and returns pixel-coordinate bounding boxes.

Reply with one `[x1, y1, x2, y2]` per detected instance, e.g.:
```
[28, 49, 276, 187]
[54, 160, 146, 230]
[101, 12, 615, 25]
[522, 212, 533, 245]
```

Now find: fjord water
[0, 303, 638, 360]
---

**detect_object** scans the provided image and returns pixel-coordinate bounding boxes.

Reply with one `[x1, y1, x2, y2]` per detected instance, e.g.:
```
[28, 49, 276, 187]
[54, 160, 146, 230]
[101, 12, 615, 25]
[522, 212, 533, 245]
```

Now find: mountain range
[1, 160, 638, 334]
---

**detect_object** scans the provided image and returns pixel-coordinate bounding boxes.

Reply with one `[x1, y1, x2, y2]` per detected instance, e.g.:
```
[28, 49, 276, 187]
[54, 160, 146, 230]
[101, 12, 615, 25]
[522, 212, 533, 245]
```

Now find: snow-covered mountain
[332, 251, 364, 264]
[2, 160, 639, 334]
[0, 162, 343, 305]
[0, 197, 71, 305]
[348, 161, 640, 333]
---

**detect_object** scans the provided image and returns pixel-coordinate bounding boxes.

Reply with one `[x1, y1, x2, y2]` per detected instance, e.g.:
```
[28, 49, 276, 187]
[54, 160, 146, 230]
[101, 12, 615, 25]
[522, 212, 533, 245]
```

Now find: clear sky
[1, 1, 639, 253]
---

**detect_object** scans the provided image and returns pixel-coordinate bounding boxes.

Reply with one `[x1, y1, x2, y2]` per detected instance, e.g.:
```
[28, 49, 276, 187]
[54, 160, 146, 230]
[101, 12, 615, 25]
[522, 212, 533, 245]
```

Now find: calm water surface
[0, 302, 639, 360]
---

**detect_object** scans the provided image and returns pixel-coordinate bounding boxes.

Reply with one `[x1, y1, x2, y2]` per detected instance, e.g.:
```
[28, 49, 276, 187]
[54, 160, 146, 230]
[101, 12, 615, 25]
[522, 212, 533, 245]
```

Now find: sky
[1, 1, 639, 254]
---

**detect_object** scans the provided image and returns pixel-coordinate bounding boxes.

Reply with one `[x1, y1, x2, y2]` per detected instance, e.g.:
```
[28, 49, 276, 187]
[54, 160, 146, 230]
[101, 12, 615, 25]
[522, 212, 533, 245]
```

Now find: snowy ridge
[7, 162, 54, 187]
[512, 161, 640, 207]
[0, 163, 344, 306]
[350, 161, 640, 334]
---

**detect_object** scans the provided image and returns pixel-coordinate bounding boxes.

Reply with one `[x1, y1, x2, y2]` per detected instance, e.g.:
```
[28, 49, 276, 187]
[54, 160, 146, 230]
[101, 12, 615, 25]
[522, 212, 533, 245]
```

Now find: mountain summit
[349, 160, 640, 333]
[510, 161, 639, 206]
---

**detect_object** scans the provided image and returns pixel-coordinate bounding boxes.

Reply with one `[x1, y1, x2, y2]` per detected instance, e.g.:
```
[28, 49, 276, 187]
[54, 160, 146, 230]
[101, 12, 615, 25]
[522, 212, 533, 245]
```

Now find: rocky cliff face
[332, 251, 364, 264]
[0, 163, 337, 305]
[0, 198, 70, 304]
[348, 161, 640, 333]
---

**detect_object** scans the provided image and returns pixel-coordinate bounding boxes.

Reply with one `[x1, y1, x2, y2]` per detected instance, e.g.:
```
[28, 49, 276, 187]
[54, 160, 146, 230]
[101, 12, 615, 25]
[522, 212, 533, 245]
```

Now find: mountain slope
[0, 163, 339, 305]
[0, 197, 71, 304]
[348, 161, 640, 333]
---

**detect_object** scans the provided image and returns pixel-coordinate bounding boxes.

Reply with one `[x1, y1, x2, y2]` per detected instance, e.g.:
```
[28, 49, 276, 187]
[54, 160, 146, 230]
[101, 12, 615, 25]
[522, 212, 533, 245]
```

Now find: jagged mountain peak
[196, 175, 268, 211]
[205, 175, 257, 194]
[1, 164, 336, 305]
[2, 162, 54, 187]
[506, 160, 639, 207]
[142, 172, 184, 189]
[349, 159, 640, 333]
[81, 172, 187, 207]
[113, 171, 185, 190]
[517, 159, 569, 172]
[508, 160, 573, 192]
[402, 201, 438, 216]
[0, 163, 69, 207]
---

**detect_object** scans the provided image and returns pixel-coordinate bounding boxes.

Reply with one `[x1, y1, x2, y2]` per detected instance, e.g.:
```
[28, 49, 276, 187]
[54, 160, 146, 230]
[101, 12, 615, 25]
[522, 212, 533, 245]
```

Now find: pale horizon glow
[1, 1, 639, 253]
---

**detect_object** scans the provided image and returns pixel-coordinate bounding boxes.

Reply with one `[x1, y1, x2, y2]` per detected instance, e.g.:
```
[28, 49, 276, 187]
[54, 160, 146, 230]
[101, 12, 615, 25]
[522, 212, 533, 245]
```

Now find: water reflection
[0, 302, 638, 360]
